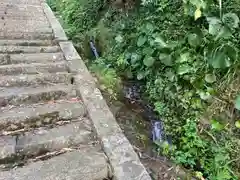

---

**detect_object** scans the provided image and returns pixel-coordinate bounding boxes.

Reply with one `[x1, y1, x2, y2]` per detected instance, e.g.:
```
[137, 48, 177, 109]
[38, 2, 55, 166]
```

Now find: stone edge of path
[42, 2, 68, 41]
[60, 41, 152, 180]
[42, 2, 152, 180]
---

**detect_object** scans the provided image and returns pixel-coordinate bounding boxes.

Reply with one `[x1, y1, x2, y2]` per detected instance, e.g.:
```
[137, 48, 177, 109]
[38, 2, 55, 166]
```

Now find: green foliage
[49, 0, 240, 178]
[49, 0, 106, 39]
[211, 119, 224, 131]
[172, 119, 237, 180]
[90, 59, 122, 100]
[173, 119, 208, 168]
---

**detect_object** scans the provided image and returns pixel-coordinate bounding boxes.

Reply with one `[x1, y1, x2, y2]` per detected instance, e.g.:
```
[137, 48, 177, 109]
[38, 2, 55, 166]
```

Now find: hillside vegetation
[48, 0, 240, 179]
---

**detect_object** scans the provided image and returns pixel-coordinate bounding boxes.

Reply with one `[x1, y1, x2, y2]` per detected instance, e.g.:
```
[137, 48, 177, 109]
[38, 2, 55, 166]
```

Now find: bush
[49, 0, 240, 178]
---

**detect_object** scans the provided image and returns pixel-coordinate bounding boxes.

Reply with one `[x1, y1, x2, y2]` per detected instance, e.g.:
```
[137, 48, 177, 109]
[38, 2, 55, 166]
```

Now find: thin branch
[219, 0, 222, 19]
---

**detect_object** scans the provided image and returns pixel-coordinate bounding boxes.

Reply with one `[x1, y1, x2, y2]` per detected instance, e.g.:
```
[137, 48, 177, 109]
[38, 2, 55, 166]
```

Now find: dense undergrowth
[48, 0, 240, 179]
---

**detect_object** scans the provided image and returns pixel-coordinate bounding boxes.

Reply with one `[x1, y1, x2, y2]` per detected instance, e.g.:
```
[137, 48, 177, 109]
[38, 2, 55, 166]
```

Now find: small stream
[88, 40, 192, 180]
[101, 81, 189, 180]
[122, 81, 172, 144]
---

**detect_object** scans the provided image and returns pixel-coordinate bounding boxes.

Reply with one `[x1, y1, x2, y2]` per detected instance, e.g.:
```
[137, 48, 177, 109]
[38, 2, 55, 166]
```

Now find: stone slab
[16, 121, 93, 156]
[0, 148, 110, 180]
[0, 84, 74, 106]
[0, 101, 86, 131]
[0, 40, 54, 46]
[1, 15, 47, 21]
[0, 3, 44, 15]
[0, 72, 71, 87]
[8, 52, 64, 64]
[0, 9, 47, 21]
[0, 19, 50, 26]
[0, 25, 52, 34]
[0, 62, 67, 75]
[0, 46, 60, 54]
[0, 32, 54, 40]
[0, 3, 43, 11]
[0, 0, 42, 5]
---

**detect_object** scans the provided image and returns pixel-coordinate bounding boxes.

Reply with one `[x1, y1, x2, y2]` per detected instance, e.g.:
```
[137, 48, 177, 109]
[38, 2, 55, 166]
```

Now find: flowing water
[87, 40, 192, 180]
[101, 81, 190, 180]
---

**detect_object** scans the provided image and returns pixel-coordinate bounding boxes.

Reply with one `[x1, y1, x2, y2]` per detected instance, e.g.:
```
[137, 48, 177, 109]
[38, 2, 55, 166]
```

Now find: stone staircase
[0, 1, 151, 180]
[0, 42, 110, 179]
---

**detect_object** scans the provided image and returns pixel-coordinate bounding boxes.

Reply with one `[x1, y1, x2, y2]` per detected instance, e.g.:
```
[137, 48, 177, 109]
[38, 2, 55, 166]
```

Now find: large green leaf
[222, 13, 240, 29]
[207, 45, 236, 69]
[211, 119, 224, 131]
[191, 0, 206, 9]
[224, 45, 237, 62]
[235, 95, 240, 110]
[178, 53, 191, 63]
[159, 53, 173, 66]
[207, 17, 222, 36]
[199, 91, 211, 100]
[211, 45, 236, 68]
[212, 52, 231, 69]
[177, 64, 191, 75]
[188, 33, 202, 47]
[146, 23, 154, 32]
[154, 36, 167, 48]
[143, 47, 154, 55]
[214, 26, 232, 41]
[143, 56, 155, 67]
[137, 35, 147, 47]
[165, 70, 175, 82]
[207, 16, 233, 41]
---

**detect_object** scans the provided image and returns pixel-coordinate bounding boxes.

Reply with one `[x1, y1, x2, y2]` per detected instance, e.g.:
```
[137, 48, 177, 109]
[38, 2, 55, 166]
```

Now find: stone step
[0, 72, 72, 87]
[0, 19, 50, 26]
[0, 5, 47, 21]
[0, 46, 60, 54]
[0, 3, 43, 14]
[0, 62, 67, 75]
[0, 147, 109, 180]
[0, 32, 54, 40]
[0, 120, 93, 161]
[0, 40, 54, 46]
[0, 20, 51, 34]
[17, 121, 93, 156]
[0, 26, 52, 34]
[0, 0, 42, 5]
[0, 84, 74, 106]
[0, 52, 64, 65]
[0, 101, 86, 132]
[0, 15, 47, 21]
